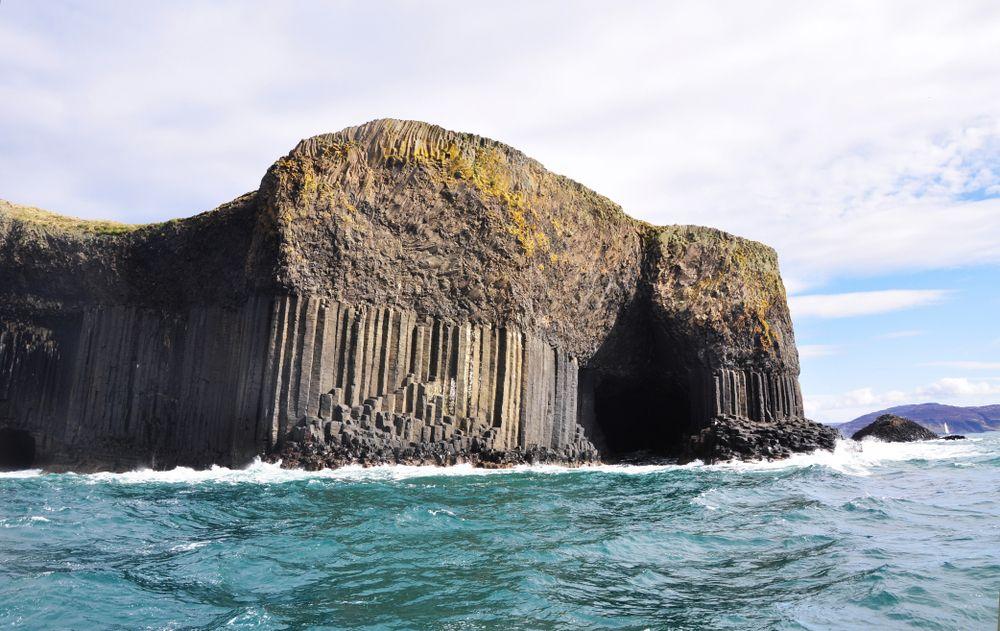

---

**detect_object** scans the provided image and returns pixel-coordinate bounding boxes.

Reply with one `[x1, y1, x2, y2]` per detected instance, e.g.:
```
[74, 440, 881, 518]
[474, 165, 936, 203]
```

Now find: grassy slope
[0, 199, 139, 235]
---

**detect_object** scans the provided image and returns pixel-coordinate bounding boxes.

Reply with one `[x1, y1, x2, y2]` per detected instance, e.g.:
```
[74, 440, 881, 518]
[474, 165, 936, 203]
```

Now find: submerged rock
[851, 414, 938, 442]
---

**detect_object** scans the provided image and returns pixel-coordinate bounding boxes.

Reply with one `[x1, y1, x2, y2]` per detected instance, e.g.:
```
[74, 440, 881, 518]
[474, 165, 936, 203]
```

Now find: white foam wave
[712, 437, 986, 476]
[0, 469, 43, 479]
[62, 458, 708, 484]
[692, 488, 721, 510]
[0, 514, 51, 528]
[1, 435, 991, 484]
[170, 541, 208, 552]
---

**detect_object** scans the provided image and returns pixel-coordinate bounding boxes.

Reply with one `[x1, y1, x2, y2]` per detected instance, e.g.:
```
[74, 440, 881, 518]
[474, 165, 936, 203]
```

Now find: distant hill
[833, 403, 1000, 437]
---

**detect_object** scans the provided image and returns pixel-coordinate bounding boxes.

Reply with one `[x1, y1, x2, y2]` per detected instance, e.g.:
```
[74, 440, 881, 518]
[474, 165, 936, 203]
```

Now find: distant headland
[833, 403, 1000, 438]
[0, 119, 837, 472]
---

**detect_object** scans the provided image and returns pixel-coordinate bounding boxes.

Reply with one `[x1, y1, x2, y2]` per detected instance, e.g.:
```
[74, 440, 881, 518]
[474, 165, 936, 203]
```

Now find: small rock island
[0, 119, 837, 471]
[851, 414, 941, 442]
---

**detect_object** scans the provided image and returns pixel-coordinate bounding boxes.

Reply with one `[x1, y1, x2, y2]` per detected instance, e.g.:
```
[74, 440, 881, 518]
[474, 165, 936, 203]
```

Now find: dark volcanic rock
[851, 414, 939, 442]
[685, 415, 839, 463]
[269, 416, 600, 471]
[0, 119, 834, 471]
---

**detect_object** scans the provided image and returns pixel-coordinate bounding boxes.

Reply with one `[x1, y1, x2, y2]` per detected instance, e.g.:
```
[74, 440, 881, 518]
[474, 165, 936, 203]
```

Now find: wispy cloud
[789, 289, 949, 319]
[798, 344, 841, 359]
[1, 1, 1000, 289]
[920, 361, 1000, 370]
[915, 377, 1000, 397]
[878, 330, 925, 340]
[805, 387, 909, 416]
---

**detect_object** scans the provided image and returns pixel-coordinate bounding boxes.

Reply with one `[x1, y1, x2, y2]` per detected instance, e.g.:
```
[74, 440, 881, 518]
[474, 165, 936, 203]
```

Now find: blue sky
[1, 1, 998, 423]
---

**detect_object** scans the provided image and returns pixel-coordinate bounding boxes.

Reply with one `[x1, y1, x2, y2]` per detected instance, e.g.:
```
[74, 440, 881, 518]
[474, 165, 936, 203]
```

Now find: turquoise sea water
[1, 435, 998, 630]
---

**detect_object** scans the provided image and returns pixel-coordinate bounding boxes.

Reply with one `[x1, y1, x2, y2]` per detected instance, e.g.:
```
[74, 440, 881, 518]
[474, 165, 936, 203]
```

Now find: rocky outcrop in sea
[851, 414, 939, 442]
[0, 119, 837, 471]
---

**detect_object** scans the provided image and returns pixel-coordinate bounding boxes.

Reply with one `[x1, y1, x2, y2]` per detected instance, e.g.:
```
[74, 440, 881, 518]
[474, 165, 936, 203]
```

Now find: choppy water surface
[1, 435, 998, 630]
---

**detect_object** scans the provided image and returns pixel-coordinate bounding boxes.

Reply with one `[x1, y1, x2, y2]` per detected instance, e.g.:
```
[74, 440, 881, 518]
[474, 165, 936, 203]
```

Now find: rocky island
[850, 413, 954, 442]
[0, 119, 837, 471]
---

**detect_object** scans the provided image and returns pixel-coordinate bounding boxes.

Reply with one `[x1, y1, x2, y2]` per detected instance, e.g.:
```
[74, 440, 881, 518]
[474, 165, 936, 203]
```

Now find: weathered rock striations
[0, 119, 837, 471]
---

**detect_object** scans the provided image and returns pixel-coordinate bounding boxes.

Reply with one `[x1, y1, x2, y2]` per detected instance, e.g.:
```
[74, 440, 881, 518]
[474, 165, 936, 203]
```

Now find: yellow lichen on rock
[354, 119, 554, 258]
[652, 226, 786, 351]
[465, 147, 551, 257]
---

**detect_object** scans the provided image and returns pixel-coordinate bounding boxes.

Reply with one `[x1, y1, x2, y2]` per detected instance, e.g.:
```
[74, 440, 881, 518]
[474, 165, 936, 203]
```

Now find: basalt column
[0, 298, 274, 471]
[261, 296, 594, 456]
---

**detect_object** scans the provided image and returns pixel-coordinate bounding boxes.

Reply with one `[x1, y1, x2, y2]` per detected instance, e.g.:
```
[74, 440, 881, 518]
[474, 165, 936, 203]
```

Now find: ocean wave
[0, 514, 51, 528]
[72, 459, 597, 485]
[0, 469, 43, 479]
[0, 436, 988, 484]
[169, 541, 209, 553]
[714, 437, 984, 476]
[2, 437, 994, 630]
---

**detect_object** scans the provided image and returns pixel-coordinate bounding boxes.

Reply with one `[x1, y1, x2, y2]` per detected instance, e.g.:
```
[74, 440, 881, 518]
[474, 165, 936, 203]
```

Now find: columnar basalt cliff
[0, 119, 836, 471]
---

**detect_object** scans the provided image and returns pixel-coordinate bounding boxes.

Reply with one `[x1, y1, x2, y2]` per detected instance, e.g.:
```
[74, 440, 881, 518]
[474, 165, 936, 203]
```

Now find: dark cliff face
[0, 119, 836, 471]
[0, 196, 279, 471]
[0, 194, 276, 310]
[258, 120, 643, 357]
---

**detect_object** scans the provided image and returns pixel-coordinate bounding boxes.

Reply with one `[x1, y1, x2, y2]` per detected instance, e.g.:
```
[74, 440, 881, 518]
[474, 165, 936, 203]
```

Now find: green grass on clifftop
[0, 200, 139, 235]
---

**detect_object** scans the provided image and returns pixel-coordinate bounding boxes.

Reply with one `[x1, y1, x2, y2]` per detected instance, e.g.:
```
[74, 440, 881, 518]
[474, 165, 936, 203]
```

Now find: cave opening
[0, 429, 36, 470]
[581, 369, 691, 459]
[577, 283, 696, 460]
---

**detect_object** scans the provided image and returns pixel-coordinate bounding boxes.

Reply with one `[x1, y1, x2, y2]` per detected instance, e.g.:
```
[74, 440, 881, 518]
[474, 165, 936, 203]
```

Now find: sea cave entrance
[575, 285, 697, 460]
[580, 369, 691, 459]
[0, 428, 36, 470]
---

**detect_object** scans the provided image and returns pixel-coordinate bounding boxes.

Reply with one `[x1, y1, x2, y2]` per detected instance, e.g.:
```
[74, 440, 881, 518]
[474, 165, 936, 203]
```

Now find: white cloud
[789, 289, 949, 319]
[915, 377, 1000, 397]
[798, 344, 841, 358]
[806, 377, 1000, 421]
[878, 330, 926, 339]
[0, 1, 998, 287]
[920, 361, 1000, 370]
[805, 387, 908, 418]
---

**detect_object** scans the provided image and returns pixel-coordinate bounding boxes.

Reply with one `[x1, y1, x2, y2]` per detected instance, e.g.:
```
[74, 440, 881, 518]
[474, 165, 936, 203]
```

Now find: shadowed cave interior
[0, 428, 36, 471]
[578, 293, 693, 460]
[581, 371, 690, 458]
